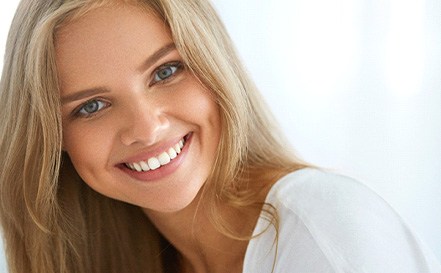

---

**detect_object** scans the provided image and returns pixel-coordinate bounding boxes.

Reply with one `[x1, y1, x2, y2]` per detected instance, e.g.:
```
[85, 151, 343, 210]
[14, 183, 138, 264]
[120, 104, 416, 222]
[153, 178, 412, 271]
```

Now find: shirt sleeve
[272, 169, 441, 273]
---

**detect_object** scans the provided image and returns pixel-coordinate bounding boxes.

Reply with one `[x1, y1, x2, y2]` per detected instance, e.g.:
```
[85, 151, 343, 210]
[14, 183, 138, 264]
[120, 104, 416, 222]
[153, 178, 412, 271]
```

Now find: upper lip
[117, 133, 189, 164]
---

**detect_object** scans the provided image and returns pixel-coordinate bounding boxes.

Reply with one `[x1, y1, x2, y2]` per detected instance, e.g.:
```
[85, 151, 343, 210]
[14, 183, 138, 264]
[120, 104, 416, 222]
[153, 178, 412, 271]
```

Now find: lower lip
[119, 133, 192, 182]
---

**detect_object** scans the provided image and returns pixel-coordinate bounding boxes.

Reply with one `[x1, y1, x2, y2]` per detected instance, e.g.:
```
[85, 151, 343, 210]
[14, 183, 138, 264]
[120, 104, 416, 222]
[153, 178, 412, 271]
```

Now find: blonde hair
[0, 0, 307, 272]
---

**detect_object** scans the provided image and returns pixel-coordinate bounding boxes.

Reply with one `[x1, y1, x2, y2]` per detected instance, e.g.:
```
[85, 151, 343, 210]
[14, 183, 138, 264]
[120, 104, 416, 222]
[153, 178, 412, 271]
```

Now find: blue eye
[77, 99, 107, 117]
[152, 62, 182, 84]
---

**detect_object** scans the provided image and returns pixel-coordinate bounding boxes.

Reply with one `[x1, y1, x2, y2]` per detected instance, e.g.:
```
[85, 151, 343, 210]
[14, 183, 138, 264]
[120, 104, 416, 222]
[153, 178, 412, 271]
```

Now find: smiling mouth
[124, 134, 189, 172]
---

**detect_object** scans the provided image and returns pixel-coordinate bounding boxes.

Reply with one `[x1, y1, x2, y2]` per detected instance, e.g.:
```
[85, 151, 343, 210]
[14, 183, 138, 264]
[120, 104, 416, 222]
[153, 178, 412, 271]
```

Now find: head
[57, 2, 224, 213]
[0, 0, 304, 272]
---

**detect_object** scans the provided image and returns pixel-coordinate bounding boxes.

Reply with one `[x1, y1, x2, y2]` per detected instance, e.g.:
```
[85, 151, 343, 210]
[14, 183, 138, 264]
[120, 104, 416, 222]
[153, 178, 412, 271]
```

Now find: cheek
[187, 90, 222, 155]
[178, 85, 221, 128]
[198, 93, 222, 139]
[62, 123, 114, 182]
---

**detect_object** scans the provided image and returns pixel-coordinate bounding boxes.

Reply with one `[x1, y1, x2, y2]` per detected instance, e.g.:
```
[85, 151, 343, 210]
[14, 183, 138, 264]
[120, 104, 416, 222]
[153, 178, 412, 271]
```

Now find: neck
[143, 168, 288, 273]
[143, 190, 262, 273]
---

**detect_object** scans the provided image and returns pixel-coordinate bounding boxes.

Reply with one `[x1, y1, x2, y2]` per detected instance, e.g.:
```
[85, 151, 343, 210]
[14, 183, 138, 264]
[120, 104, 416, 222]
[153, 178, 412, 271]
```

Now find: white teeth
[158, 152, 171, 165]
[133, 162, 142, 172]
[174, 143, 181, 153]
[125, 137, 187, 172]
[148, 157, 161, 170]
[140, 161, 150, 171]
[168, 147, 177, 159]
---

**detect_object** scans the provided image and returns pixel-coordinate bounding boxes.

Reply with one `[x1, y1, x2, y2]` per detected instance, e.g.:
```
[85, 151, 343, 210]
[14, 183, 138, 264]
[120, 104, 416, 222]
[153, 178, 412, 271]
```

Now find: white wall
[211, 0, 441, 262]
[0, 0, 440, 271]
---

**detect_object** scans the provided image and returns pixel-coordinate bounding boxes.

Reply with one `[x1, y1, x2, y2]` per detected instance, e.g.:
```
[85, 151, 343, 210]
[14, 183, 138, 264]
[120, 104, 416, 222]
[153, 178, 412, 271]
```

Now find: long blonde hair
[0, 0, 307, 272]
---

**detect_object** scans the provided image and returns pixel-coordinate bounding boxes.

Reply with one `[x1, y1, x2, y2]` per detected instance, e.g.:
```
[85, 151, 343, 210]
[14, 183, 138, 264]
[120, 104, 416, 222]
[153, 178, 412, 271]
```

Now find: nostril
[118, 106, 170, 147]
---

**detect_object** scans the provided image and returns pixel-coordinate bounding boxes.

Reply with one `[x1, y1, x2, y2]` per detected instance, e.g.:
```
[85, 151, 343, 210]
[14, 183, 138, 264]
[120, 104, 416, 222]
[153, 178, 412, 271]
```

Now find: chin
[143, 183, 205, 214]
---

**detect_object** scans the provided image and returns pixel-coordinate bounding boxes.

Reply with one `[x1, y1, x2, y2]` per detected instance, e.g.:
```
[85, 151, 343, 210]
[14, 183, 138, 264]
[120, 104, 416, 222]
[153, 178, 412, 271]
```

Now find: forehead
[55, 4, 171, 93]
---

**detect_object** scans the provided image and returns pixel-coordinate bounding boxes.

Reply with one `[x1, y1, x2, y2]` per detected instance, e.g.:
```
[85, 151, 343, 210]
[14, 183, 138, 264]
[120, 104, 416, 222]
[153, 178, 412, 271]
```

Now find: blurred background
[1, 0, 440, 270]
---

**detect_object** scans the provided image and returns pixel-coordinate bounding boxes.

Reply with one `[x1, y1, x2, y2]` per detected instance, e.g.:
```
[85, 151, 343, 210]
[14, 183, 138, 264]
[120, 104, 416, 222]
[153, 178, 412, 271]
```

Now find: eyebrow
[61, 87, 110, 105]
[61, 43, 177, 105]
[137, 42, 176, 72]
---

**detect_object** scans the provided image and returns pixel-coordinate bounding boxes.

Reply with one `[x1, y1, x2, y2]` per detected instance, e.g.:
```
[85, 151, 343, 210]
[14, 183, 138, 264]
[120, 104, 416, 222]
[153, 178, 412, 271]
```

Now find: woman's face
[57, 4, 221, 212]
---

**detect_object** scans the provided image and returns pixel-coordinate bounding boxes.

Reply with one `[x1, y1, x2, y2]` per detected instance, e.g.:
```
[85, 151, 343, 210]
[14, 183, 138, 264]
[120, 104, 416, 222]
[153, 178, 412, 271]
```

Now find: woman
[0, 0, 439, 272]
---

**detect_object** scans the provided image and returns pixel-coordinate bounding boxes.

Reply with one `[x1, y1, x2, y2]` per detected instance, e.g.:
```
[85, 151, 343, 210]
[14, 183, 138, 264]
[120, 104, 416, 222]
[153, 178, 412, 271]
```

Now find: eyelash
[150, 61, 184, 86]
[71, 61, 184, 119]
[73, 98, 110, 118]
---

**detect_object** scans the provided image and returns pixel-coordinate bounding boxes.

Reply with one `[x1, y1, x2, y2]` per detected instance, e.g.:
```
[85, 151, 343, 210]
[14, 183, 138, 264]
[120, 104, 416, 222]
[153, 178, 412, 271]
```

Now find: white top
[243, 168, 441, 273]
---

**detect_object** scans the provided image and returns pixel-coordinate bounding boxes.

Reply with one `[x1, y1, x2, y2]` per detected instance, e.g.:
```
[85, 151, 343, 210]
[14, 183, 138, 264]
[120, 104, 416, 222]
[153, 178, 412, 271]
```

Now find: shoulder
[249, 168, 441, 273]
[269, 168, 389, 220]
[271, 167, 379, 203]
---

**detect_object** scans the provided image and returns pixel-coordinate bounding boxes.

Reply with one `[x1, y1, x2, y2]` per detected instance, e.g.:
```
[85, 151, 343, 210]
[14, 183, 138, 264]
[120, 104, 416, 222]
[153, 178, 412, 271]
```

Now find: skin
[57, 5, 221, 213]
[56, 4, 257, 273]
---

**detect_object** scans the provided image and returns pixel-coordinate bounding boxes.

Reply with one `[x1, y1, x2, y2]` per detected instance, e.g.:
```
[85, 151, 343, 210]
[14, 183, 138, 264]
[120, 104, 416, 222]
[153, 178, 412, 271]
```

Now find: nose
[118, 98, 169, 147]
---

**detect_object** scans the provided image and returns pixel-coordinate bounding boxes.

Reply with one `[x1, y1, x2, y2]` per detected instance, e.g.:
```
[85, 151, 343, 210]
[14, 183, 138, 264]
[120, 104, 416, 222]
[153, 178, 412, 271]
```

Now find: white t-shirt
[243, 168, 441, 273]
